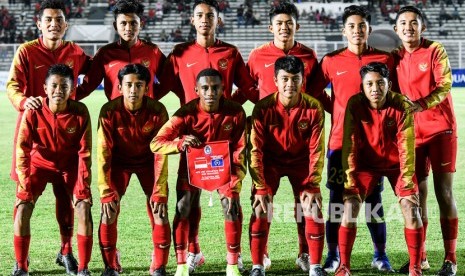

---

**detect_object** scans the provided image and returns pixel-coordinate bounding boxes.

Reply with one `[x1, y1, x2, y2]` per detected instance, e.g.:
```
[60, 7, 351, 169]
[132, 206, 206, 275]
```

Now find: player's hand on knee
[101, 200, 118, 222]
[24, 96, 43, 110]
[300, 191, 322, 213]
[252, 194, 271, 214]
[151, 201, 168, 219]
[225, 193, 240, 216]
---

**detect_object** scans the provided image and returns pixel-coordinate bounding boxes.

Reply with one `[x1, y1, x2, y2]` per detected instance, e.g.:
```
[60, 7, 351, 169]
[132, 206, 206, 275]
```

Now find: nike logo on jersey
[187, 62, 198, 68]
[336, 71, 347, 76]
[441, 162, 451, 167]
[265, 63, 274, 68]
[109, 62, 120, 68]
[34, 65, 45, 70]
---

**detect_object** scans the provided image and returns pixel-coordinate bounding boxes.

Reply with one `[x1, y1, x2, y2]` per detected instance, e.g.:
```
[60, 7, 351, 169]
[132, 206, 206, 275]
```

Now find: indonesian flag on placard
[186, 140, 231, 191]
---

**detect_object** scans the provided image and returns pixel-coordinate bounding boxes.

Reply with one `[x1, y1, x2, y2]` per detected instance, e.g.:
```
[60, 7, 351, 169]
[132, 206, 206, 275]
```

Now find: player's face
[36, 9, 68, 41]
[114, 13, 141, 43]
[195, 75, 224, 112]
[274, 69, 303, 100]
[191, 3, 218, 36]
[269, 13, 299, 43]
[44, 74, 72, 107]
[362, 71, 390, 109]
[342, 15, 371, 46]
[119, 73, 148, 109]
[394, 12, 425, 45]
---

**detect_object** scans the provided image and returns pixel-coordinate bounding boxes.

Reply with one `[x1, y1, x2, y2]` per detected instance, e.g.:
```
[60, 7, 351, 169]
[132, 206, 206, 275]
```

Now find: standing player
[245, 2, 320, 271]
[6, 0, 90, 274]
[336, 62, 423, 276]
[97, 64, 170, 276]
[308, 5, 394, 272]
[248, 55, 326, 276]
[151, 68, 247, 276]
[393, 6, 458, 276]
[13, 64, 93, 276]
[157, 0, 256, 271]
[75, 0, 166, 101]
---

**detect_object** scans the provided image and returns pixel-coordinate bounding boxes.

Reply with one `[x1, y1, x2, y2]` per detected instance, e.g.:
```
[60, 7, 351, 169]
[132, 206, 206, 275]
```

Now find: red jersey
[151, 98, 247, 197]
[7, 37, 90, 110]
[76, 39, 166, 101]
[342, 91, 416, 194]
[392, 38, 456, 145]
[309, 46, 394, 151]
[97, 96, 169, 202]
[16, 98, 92, 201]
[247, 41, 318, 99]
[157, 39, 256, 105]
[249, 93, 325, 195]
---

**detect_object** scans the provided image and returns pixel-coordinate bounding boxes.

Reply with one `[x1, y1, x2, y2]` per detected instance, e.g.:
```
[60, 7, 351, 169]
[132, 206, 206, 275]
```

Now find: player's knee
[101, 211, 117, 225]
[176, 200, 191, 218]
[15, 202, 34, 221]
[75, 201, 92, 220]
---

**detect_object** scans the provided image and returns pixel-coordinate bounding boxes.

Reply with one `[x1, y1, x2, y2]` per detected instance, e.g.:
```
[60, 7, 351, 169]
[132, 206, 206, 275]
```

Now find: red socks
[305, 217, 324, 265]
[77, 234, 92, 271]
[440, 218, 458, 263]
[405, 227, 423, 270]
[173, 217, 189, 264]
[225, 220, 242, 265]
[14, 235, 30, 271]
[146, 202, 155, 229]
[249, 216, 269, 265]
[338, 225, 356, 269]
[99, 222, 119, 269]
[151, 223, 171, 269]
[188, 206, 201, 254]
[295, 202, 309, 255]
[61, 235, 73, 255]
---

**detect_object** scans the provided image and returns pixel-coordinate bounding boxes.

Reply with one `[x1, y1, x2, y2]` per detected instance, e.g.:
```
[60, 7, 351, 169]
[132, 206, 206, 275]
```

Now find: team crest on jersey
[223, 123, 233, 131]
[141, 59, 150, 67]
[298, 120, 309, 130]
[204, 145, 212, 155]
[142, 122, 154, 133]
[419, 63, 428, 72]
[65, 60, 74, 68]
[218, 59, 228, 70]
[66, 126, 76, 133]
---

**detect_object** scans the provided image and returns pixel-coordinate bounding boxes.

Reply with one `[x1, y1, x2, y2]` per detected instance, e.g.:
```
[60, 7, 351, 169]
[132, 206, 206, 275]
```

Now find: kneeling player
[248, 55, 326, 276]
[97, 64, 170, 276]
[335, 62, 423, 276]
[13, 64, 93, 276]
[151, 68, 247, 276]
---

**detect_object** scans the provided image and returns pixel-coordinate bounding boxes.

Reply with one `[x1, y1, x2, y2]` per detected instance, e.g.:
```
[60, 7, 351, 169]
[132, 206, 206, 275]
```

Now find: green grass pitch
[0, 89, 464, 275]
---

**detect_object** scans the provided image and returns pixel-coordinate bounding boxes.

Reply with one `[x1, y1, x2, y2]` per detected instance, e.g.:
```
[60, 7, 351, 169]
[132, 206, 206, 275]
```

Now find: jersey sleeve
[156, 53, 184, 103]
[75, 105, 92, 200]
[231, 50, 259, 104]
[75, 49, 105, 101]
[307, 57, 332, 113]
[150, 111, 186, 155]
[151, 105, 170, 203]
[417, 43, 452, 110]
[7, 45, 30, 111]
[96, 105, 118, 202]
[341, 97, 359, 194]
[305, 103, 325, 193]
[396, 100, 416, 194]
[15, 110, 34, 202]
[248, 105, 269, 195]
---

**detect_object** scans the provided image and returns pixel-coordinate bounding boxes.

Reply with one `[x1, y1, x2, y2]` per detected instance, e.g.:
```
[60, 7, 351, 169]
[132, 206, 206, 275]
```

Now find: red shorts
[415, 130, 457, 178]
[250, 164, 314, 198]
[111, 165, 154, 197]
[17, 165, 91, 200]
[347, 170, 418, 199]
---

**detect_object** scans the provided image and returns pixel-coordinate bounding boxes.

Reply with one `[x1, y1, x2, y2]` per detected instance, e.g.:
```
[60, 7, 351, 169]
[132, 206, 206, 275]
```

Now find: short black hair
[274, 55, 304, 77]
[342, 5, 370, 25]
[269, 1, 299, 24]
[193, 0, 219, 14]
[395, 6, 425, 25]
[45, 64, 74, 86]
[196, 68, 222, 82]
[118, 63, 151, 84]
[39, 0, 67, 20]
[360, 62, 389, 80]
[113, 0, 144, 20]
